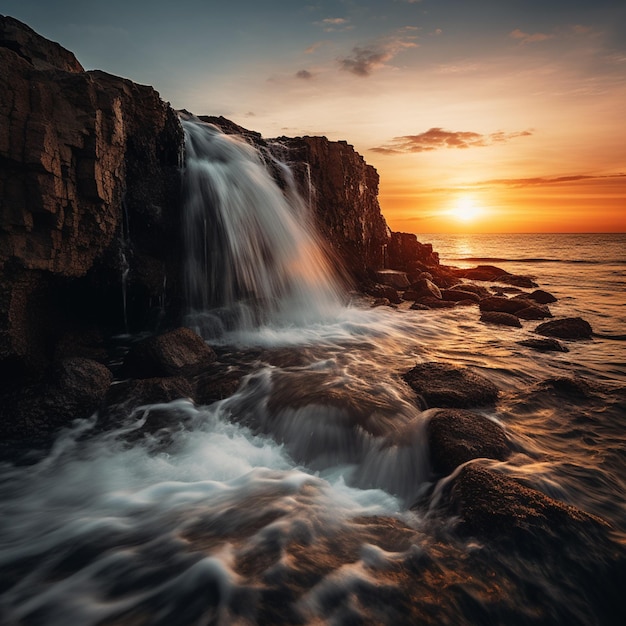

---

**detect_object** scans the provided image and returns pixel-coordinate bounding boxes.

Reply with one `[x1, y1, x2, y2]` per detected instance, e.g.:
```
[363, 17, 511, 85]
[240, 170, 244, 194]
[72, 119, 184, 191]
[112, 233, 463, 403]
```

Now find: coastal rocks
[122, 327, 217, 379]
[0, 357, 112, 439]
[479, 311, 522, 327]
[450, 265, 509, 281]
[402, 363, 499, 409]
[440, 289, 480, 303]
[427, 409, 510, 475]
[386, 231, 440, 272]
[514, 303, 552, 320]
[527, 289, 557, 304]
[517, 338, 569, 352]
[0, 16, 183, 376]
[374, 269, 409, 290]
[535, 317, 593, 339]
[365, 284, 402, 304]
[406, 278, 441, 300]
[479, 296, 530, 315]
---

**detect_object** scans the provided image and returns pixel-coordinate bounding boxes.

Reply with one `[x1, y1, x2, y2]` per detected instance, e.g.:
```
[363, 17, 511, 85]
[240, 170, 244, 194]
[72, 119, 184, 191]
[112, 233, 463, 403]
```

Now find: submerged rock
[517, 338, 569, 352]
[427, 409, 510, 475]
[480, 311, 522, 328]
[535, 317, 593, 339]
[440, 289, 480, 303]
[122, 327, 217, 379]
[407, 278, 442, 300]
[528, 289, 558, 304]
[515, 304, 552, 320]
[478, 296, 530, 315]
[402, 363, 499, 409]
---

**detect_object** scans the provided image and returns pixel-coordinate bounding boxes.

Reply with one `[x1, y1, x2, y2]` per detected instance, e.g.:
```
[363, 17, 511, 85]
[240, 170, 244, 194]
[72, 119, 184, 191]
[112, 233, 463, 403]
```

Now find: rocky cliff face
[0, 15, 182, 377]
[271, 136, 390, 281]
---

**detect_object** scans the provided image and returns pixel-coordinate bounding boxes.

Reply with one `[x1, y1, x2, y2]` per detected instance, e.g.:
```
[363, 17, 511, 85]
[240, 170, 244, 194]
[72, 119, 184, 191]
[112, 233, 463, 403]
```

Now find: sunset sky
[5, 0, 625, 233]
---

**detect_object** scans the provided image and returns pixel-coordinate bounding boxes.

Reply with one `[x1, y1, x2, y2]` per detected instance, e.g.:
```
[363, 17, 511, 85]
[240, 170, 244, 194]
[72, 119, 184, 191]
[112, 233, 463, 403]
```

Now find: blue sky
[4, 0, 625, 231]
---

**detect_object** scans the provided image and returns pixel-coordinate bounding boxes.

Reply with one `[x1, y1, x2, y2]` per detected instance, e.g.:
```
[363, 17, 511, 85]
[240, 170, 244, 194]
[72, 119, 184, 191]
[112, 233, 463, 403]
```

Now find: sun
[450, 196, 481, 222]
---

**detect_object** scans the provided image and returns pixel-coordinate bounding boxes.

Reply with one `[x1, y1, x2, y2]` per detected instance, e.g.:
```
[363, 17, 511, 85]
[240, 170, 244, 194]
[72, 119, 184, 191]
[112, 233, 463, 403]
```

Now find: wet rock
[365, 284, 401, 304]
[375, 269, 409, 289]
[480, 311, 522, 328]
[537, 376, 604, 398]
[372, 297, 392, 307]
[409, 302, 430, 311]
[535, 317, 593, 339]
[528, 289, 557, 304]
[450, 265, 509, 281]
[517, 338, 569, 352]
[443, 464, 614, 550]
[427, 409, 510, 475]
[387, 231, 440, 272]
[402, 363, 499, 409]
[407, 278, 441, 300]
[413, 297, 456, 309]
[479, 296, 530, 315]
[122, 327, 217, 379]
[101, 376, 194, 426]
[515, 304, 552, 320]
[496, 274, 538, 288]
[193, 369, 243, 405]
[440, 289, 480, 303]
[0, 357, 112, 438]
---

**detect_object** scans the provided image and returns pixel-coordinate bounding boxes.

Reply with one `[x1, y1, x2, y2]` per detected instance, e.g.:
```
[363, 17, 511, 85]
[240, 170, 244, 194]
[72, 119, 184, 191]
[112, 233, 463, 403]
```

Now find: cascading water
[181, 116, 343, 338]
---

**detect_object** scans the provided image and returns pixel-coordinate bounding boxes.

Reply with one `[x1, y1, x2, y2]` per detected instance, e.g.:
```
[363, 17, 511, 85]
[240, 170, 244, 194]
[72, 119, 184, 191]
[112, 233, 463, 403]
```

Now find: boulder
[413, 297, 456, 309]
[427, 409, 510, 475]
[375, 269, 409, 289]
[365, 284, 401, 304]
[452, 283, 491, 297]
[517, 338, 569, 352]
[480, 311, 522, 327]
[402, 363, 499, 409]
[535, 317, 593, 339]
[478, 296, 531, 315]
[496, 274, 538, 288]
[407, 278, 441, 299]
[528, 289, 557, 304]
[515, 304, 552, 320]
[122, 327, 217, 379]
[440, 289, 480, 303]
[0, 357, 112, 438]
[449, 265, 509, 281]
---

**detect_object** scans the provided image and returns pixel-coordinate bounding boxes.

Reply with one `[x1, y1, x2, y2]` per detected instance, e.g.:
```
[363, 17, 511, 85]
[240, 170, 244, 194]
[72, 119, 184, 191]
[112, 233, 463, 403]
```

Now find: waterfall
[181, 117, 342, 338]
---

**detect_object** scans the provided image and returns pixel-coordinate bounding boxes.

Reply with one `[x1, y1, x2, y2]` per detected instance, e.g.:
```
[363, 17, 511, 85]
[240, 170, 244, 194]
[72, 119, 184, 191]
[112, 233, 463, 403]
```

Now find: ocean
[1, 132, 624, 625]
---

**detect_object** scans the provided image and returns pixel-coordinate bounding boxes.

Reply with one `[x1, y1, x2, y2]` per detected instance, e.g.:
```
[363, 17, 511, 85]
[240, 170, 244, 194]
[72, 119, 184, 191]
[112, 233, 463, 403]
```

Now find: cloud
[296, 69, 314, 79]
[339, 39, 417, 77]
[509, 29, 553, 45]
[474, 173, 626, 188]
[371, 128, 532, 154]
[305, 41, 325, 54]
[316, 17, 351, 32]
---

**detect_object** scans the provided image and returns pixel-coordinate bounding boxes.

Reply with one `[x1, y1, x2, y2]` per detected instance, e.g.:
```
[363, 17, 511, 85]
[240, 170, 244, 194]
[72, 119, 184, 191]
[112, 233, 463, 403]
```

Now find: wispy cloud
[338, 38, 417, 77]
[316, 17, 351, 32]
[371, 128, 532, 154]
[509, 28, 553, 45]
[473, 173, 626, 188]
[295, 69, 314, 80]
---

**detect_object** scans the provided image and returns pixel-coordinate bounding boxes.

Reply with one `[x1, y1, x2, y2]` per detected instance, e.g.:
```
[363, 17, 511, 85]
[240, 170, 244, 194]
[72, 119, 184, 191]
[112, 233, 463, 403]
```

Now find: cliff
[0, 16, 437, 385]
[0, 15, 183, 377]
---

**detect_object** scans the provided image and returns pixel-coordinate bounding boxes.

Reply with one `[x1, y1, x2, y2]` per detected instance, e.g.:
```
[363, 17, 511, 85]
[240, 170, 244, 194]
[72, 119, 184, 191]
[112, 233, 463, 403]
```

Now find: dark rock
[440, 289, 480, 303]
[402, 363, 499, 409]
[517, 338, 569, 352]
[427, 409, 509, 475]
[0, 16, 183, 375]
[515, 304, 552, 320]
[491, 285, 523, 295]
[452, 283, 491, 297]
[365, 284, 401, 304]
[528, 289, 558, 304]
[372, 297, 392, 307]
[443, 464, 614, 549]
[413, 297, 457, 309]
[193, 369, 243, 405]
[374, 269, 409, 289]
[478, 296, 531, 315]
[101, 376, 194, 425]
[122, 327, 217, 379]
[407, 278, 442, 299]
[537, 376, 603, 398]
[0, 357, 112, 438]
[496, 274, 538, 288]
[480, 311, 522, 328]
[450, 265, 509, 281]
[535, 317, 593, 339]
[409, 302, 430, 311]
[387, 231, 440, 272]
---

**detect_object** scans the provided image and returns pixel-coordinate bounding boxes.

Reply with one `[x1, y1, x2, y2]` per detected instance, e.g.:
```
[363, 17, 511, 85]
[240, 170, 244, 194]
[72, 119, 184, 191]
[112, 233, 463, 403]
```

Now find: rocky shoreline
[1, 15, 624, 624]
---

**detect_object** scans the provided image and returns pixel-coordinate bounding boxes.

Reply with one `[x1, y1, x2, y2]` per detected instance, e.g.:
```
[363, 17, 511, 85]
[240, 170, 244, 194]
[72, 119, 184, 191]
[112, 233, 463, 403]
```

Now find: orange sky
[9, 0, 626, 233]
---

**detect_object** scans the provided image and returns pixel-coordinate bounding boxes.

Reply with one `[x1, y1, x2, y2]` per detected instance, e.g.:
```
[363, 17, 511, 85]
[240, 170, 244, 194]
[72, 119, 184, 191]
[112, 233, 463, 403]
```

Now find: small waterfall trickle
[181, 117, 343, 338]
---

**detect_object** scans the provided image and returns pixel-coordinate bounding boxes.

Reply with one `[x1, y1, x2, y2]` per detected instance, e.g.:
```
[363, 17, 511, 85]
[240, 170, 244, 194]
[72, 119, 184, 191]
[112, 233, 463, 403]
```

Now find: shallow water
[1, 236, 625, 623]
